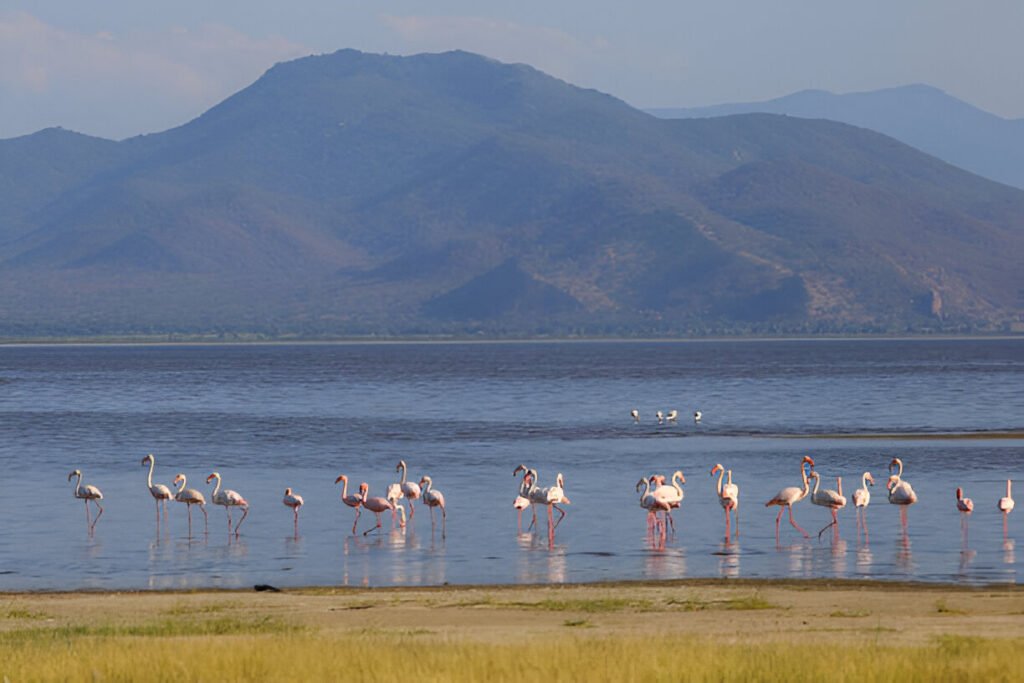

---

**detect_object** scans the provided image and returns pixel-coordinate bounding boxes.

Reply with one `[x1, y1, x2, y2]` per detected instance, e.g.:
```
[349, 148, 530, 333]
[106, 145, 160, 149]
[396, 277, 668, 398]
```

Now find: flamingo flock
[66, 452, 1016, 555]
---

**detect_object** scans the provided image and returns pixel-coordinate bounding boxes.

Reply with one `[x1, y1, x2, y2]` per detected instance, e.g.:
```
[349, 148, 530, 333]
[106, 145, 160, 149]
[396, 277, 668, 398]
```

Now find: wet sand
[4, 579, 1023, 646]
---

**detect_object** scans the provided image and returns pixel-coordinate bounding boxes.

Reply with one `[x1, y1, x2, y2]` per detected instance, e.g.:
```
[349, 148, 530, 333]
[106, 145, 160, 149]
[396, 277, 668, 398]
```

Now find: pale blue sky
[2, 1, 1022, 139]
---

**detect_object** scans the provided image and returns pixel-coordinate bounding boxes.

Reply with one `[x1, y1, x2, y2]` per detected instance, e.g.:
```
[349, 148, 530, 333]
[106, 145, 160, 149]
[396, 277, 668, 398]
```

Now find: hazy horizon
[3, 1, 1023, 140]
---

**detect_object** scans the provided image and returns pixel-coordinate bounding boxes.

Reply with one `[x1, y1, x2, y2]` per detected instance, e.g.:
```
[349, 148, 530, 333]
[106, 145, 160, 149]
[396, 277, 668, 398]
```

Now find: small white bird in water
[656, 410, 664, 424]
[666, 409, 678, 422]
[693, 410, 702, 423]
[630, 408, 640, 423]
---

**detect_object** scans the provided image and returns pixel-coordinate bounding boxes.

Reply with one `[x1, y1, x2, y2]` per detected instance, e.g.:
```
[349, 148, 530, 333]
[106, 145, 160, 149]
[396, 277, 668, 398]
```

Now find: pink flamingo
[360, 483, 405, 536]
[650, 471, 685, 532]
[173, 473, 207, 536]
[809, 471, 847, 539]
[419, 475, 446, 538]
[710, 464, 739, 540]
[206, 472, 249, 537]
[765, 455, 815, 540]
[852, 472, 874, 542]
[956, 487, 974, 513]
[68, 469, 104, 534]
[512, 464, 533, 532]
[887, 458, 917, 536]
[283, 488, 304, 535]
[334, 474, 364, 534]
[998, 479, 1015, 539]
[396, 460, 422, 520]
[141, 454, 172, 524]
[636, 476, 671, 538]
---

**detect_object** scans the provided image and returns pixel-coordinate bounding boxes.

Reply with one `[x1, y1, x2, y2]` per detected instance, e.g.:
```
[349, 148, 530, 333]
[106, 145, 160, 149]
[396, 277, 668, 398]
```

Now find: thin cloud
[0, 11, 310, 138]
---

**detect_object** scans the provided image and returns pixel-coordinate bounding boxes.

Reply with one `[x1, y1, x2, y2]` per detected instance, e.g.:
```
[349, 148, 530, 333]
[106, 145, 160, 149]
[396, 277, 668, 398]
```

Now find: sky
[2, 1, 1023, 140]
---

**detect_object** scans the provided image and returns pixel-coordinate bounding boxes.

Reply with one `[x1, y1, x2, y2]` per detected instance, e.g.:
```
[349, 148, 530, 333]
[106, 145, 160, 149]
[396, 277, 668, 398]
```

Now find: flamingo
[650, 471, 685, 531]
[710, 464, 739, 539]
[630, 408, 640, 424]
[887, 458, 918, 535]
[528, 470, 570, 539]
[998, 480, 1015, 514]
[283, 488, 304, 535]
[419, 475, 446, 537]
[173, 473, 207, 536]
[693, 410, 702, 423]
[395, 460, 421, 520]
[512, 464, 533, 532]
[666, 409, 678, 423]
[636, 477, 671, 536]
[359, 483, 405, 535]
[765, 455, 814, 540]
[206, 472, 249, 537]
[656, 410, 664, 425]
[141, 454, 172, 524]
[809, 472, 847, 539]
[999, 480, 1015, 539]
[335, 474, 364, 534]
[956, 487, 974, 513]
[68, 469, 104, 534]
[852, 472, 874, 541]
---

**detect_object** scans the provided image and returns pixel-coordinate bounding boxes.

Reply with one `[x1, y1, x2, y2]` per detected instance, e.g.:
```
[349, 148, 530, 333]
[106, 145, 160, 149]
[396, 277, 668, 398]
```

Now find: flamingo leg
[408, 499, 415, 520]
[351, 507, 361, 535]
[187, 504, 193, 537]
[91, 500, 104, 532]
[294, 508, 300, 536]
[440, 504, 446, 539]
[547, 505, 555, 543]
[363, 511, 383, 536]
[201, 504, 208, 534]
[817, 509, 838, 540]
[517, 508, 523, 533]
[234, 506, 249, 536]
[775, 507, 784, 541]
[155, 499, 160, 526]
[724, 507, 731, 541]
[552, 504, 567, 530]
[782, 505, 806, 536]
[529, 506, 537, 532]
[734, 505, 740, 538]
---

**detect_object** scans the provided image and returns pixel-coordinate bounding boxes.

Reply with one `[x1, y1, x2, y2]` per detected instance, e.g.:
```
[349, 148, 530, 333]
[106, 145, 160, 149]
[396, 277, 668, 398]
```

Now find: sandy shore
[4, 579, 1024, 645]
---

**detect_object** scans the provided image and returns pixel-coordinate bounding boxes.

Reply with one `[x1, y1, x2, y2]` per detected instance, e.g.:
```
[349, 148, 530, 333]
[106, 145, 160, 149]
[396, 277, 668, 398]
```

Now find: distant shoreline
[2, 333, 1022, 347]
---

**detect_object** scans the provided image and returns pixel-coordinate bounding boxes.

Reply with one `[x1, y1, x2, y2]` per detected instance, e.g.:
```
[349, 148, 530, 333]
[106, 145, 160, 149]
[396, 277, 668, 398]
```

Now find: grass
[2, 608, 47, 620]
[2, 629, 1023, 682]
[936, 599, 967, 615]
[829, 609, 871, 618]
[1, 616, 298, 642]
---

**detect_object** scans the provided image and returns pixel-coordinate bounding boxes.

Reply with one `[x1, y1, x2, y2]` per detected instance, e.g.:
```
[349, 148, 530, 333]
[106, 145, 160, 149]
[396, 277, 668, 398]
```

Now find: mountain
[1, 51, 1023, 338]
[648, 84, 1024, 190]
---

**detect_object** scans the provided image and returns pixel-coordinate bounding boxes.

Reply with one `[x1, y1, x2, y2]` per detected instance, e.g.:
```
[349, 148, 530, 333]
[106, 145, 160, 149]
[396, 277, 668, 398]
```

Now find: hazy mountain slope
[649, 84, 1024, 189]
[1, 51, 1022, 337]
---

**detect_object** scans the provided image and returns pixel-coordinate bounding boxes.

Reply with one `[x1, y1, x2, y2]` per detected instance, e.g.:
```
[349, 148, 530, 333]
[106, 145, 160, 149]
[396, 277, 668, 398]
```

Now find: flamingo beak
[206, 474, 214, 483]
[334, 475, 344, 484]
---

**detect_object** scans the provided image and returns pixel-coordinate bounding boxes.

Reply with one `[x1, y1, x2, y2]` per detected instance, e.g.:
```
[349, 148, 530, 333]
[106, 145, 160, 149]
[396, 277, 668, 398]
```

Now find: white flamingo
[206, 472, 249, 537]
[999, 480, 1015, 539]
[68, 469, 104, 534]
[852, 472, 874, 541]
[141, 454, 172, 524]
[512, 464, 533, 532]
[765, 456, 814, 540]
[887, 458, 918, 537]
[636, 476, 671, 536]
[173, 473, 207, 536]
[956, 487, 974, 513]
[650, 471, 685, 531]
[809, 471, 847, 539]
[359, 483, 405, 536]
[630, 408, 640, 424]
[419, 475, 446, 538]
[283, 488, 304, 535]
[693, 410, 702, 423]
[655, 410, 664, 424]
[710, 464, 739, 539]
[666, 409, 678, 422]
[396, 460, 422, 519]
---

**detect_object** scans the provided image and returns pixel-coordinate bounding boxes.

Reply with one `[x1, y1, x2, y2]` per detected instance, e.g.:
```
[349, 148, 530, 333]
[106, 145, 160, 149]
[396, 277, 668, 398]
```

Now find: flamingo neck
[210, 474, 221, 497]
[146, 458, 155, 489]
[672, 472, 683, 495]
[1008, 480, 1013, 498]
[398, 462, 407, 485]
[862, 472, 870, 491]
[176, 477, 186, 494]
[638, 478, 650, 501]
[811, 474, 820, 497]
[340, 477, 349, 499]
[714, 467, 724, 496]
[422, 477, 432, 494]
[837, 477, 843, 497]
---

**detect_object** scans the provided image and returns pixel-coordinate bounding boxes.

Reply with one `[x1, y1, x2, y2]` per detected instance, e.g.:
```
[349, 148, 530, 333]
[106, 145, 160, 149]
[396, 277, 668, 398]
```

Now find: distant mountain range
[1, 51, 1023, 338]
[648, 84, 1024, 190]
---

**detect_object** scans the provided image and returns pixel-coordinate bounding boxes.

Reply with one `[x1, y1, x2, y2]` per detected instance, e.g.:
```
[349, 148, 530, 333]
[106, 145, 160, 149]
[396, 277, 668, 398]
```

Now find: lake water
[1, 339, 1022, 590]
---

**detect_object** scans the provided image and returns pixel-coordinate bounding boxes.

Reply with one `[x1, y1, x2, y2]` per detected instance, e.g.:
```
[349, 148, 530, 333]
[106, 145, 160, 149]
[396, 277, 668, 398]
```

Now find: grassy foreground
[2, 580, 1024, 681]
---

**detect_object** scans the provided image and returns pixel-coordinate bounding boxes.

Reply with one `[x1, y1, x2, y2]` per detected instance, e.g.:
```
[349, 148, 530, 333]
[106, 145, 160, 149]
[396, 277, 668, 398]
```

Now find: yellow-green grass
[3, 580, 1024, 681]
[2, 628, 1022, 682]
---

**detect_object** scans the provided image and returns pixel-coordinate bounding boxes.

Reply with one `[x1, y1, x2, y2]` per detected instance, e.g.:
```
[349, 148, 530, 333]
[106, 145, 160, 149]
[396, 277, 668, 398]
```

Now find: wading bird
[68, 469, 104, 534]
[650, 471, 685, 531]
[636, 476, 671, 537]
[141, 454, 172, 524]
[394, 460, 421, 520]
[173, 473, 207, 536]
[887, 458, 918, 535]
[852, 472, 874, 541]
[630, 408, 640, 424]
[335, 474, 364, 534]
[283, 488, 304, 535]
[765, 456, 814, 540]
[512, 464, 533, 532]
[207, 472, 249, 537]
[693, 410, 702, 423]
[956, 487, 974, 513]
[710, 464, 739, 540]
[359, 483, 405, 536]
[809, 471, 847, 539]
[655, 410, 664, 425]
[666, 409, 678, 423]
[419, 475, 446, 537]
[999, 479, 1015, 539]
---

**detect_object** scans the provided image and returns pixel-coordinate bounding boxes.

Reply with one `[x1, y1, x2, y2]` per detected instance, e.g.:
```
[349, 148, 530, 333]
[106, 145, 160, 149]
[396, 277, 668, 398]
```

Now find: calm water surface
[0, 339, 1022, 590]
